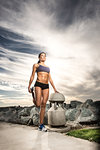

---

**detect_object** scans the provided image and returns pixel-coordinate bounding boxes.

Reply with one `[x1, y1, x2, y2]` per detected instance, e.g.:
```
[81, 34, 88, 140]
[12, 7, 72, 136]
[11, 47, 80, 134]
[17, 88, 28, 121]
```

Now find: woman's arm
[28, 64, 37, 93]
[48, 72, 59, 93]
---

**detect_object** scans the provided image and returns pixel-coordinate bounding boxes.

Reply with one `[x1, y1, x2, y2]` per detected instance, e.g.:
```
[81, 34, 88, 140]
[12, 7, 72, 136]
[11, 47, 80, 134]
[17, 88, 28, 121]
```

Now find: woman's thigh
[42, 88, 49, 104]
[35, 86, 42, 106]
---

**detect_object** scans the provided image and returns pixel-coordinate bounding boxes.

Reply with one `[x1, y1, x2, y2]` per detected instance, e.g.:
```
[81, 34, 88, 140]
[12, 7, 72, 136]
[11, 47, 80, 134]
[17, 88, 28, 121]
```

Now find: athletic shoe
[38, 124, 47, 132]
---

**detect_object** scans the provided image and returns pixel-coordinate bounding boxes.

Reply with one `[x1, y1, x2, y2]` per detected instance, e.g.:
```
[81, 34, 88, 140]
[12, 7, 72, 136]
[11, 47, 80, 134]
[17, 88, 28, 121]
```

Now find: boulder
[0, 100, 99, 128]
[20, 116, 31, 125]
[49, 93, 65, 102]
[30, 107, 40, 118]
[65, 108, 81, 121]
[64, 103, 71, 109]
[32, 114, 39, 125]
[18, 107, 30, 117]
[91, 101, 100, 108]
[65, 121, 82, 129]
[82, 99, 93, 108]
[44, 111, 48, 125]
[70, 100, 83, 108]
[77, 107, 99, 123]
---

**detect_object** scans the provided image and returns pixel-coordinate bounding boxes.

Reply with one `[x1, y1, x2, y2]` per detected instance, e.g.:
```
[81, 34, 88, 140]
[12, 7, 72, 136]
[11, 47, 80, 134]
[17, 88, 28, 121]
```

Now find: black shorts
[34, 81, 49, 90]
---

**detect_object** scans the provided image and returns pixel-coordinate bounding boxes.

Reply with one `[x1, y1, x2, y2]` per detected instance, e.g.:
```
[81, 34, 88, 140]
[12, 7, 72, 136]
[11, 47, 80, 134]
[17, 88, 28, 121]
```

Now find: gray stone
[91, 101, 100, 108]
[80, 107, 93, 117]
[43, 111, 48, 125]
[0, 100, 100, 127]
[18, 107, 30, 117]
[20, 116, 31, 125]
[65, 108, 81, 121]
[32, 114, 39, 125]
[70, 100, 82, 108]
[30, 107, 40, 118]
[64, 103, 71, 109]
[45, 104, 50, 112]
[65, 121, 82, 129]
[49, 93, 65, 102]
[83, 99, 93, 108]
[77, 114, 97, 123]
[77, 107, 96, 123]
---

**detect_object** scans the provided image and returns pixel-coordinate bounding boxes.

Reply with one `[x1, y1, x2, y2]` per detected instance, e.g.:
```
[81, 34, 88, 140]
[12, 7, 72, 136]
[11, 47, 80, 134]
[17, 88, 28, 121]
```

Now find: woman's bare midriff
[36, 72, 49, 84]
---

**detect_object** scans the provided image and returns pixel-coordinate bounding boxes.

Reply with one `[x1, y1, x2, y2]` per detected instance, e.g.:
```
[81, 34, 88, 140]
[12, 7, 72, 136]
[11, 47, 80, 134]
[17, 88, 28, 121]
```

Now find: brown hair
[37, 52, 46, 63]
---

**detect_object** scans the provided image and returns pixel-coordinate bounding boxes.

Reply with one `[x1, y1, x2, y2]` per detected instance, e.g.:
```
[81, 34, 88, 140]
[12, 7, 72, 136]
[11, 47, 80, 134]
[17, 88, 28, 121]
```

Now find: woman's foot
[38, 124, 47, 132]
[31, 87, 36, 105]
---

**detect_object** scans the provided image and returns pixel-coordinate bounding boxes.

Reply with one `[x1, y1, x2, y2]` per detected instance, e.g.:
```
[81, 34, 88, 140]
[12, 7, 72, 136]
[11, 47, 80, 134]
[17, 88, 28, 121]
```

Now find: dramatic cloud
[0, 0, 100, 106]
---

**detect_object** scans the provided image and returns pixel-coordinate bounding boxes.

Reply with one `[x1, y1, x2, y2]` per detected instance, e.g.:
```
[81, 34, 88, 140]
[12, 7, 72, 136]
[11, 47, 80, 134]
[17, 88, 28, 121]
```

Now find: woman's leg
[40, 88, 49, 124]
[34, 86, 42, 107]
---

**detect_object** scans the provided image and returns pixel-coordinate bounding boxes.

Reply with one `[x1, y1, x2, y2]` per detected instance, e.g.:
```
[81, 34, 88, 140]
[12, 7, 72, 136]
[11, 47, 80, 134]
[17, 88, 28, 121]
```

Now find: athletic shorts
[34, 81, 49, 90]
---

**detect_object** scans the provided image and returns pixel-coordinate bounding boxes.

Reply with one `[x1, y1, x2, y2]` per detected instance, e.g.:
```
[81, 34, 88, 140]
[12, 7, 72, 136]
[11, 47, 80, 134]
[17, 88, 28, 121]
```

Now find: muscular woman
[28, 52, 59, 131]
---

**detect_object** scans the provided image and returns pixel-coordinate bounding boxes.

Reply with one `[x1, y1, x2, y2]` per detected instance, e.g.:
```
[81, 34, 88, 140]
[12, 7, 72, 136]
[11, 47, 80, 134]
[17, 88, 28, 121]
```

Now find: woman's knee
[36, 101, 41, 107]
[41, 101, 46, 108]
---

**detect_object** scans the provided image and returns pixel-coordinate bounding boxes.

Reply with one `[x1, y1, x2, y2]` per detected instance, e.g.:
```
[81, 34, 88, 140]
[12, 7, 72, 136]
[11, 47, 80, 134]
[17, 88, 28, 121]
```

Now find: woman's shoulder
[33, 63, 50, 68]
[33, 63, 39, 68]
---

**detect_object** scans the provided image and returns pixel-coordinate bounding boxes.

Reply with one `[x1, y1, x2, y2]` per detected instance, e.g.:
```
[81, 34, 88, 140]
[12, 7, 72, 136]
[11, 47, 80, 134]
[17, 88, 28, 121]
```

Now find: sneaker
[38, 124, 47, 132]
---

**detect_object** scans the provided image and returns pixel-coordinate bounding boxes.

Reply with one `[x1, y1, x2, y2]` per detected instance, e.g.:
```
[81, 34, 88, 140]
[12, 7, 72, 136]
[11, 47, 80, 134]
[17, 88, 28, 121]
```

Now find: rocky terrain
[0, 99, 100, 129]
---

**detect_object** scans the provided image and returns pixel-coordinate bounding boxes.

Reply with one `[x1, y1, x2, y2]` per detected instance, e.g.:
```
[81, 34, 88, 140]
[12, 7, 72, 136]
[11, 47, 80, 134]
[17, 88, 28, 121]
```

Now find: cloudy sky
[0, 0, 100, 107]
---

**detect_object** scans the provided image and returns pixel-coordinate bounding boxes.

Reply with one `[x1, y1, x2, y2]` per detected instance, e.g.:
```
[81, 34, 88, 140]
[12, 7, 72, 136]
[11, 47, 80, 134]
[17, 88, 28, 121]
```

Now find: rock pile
[0, 99, 100, 127]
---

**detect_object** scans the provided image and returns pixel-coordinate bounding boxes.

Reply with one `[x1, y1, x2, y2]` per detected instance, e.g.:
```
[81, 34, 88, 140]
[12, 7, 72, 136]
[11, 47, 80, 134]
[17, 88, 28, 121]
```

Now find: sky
[0, 0, 100, 107]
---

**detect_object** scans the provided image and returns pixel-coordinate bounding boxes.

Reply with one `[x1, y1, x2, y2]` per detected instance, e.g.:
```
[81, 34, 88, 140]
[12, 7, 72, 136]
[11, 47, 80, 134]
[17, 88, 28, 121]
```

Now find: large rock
[82, 99, 93, 108]
[80, 107, 93, 117]
[18, 107, 30, 117]
[30, 107, 40, 125]
[77, 108, 94, 123]
[65, 108, 81, 121]
[64, 103, 71, 109]
[32, 114, 39, 125]
[65, 121, 82, 129]
[49, 93, 65, 102]
[0, 99, 100, 128]
[65, 99, 100, 125]
[70, 100, 83, 108]
[20, 116, 31, 124]
[91, 101, 100, 108]
[30, 107, 40, 117]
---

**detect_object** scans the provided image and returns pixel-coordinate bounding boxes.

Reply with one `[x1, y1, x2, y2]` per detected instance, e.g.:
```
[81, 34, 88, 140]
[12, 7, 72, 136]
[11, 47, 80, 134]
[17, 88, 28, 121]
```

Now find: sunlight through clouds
[0, 0, 100, 106]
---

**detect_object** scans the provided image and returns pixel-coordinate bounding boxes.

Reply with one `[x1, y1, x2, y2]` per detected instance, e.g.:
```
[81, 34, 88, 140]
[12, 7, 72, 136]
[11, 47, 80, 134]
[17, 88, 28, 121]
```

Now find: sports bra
[36, 64, 50, 73]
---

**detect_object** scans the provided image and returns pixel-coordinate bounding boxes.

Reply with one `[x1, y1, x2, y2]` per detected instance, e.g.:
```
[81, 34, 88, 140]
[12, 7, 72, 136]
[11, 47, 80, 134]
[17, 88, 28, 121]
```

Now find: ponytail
[37, 60, 40, 64]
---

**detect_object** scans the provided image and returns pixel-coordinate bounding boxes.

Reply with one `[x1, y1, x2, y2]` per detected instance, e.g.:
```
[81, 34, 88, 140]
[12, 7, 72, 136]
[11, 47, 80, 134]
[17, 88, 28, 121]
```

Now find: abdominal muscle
[36, 72, 49, 84]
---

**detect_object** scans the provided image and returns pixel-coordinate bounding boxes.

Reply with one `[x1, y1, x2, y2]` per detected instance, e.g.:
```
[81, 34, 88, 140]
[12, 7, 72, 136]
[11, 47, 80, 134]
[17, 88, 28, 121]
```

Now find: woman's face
[39, 53, 46, 62]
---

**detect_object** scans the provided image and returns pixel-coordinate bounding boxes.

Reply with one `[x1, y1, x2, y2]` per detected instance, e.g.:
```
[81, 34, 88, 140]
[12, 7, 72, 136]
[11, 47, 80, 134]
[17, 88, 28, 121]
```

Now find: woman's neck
[40, 62, 45, 65]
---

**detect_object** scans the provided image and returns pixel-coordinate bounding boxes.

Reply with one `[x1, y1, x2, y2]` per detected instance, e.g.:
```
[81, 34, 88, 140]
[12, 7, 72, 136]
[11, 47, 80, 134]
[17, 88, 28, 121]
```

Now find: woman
[28, 52, 59, 132]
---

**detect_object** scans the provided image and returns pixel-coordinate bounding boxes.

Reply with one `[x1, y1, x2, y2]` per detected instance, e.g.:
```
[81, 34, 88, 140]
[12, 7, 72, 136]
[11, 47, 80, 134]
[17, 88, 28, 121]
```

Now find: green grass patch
[66, 128, 100, 143]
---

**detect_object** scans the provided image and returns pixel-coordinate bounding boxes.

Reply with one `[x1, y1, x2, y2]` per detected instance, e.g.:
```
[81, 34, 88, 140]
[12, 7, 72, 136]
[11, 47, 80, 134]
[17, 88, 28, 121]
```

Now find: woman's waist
[36, 79, 49, 85]
[36, 75, 49, 84]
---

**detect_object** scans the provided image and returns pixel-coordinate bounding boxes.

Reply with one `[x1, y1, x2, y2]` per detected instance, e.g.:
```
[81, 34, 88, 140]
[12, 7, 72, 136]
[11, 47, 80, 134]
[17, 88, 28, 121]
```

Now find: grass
[66, 128, 100, 143]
